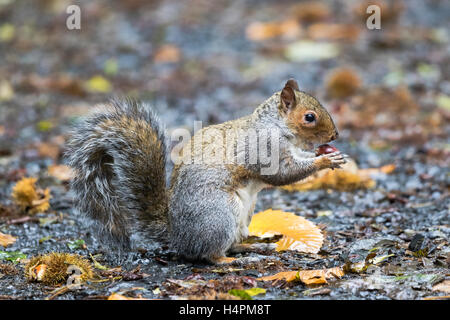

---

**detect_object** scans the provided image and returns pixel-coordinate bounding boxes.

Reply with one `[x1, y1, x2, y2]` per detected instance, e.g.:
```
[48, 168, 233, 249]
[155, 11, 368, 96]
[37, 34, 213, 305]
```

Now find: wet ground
[0, 0, 449, 299]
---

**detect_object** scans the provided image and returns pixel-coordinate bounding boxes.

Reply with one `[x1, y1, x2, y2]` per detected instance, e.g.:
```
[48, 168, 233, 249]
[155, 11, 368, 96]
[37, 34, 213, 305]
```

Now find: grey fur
[65, 98, 168, 251]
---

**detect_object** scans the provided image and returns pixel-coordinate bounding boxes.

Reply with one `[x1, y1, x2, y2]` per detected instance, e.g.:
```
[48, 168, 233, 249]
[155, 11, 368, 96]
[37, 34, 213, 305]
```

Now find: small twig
[45, 284, 80, 300]
[6, 216, 40, 225]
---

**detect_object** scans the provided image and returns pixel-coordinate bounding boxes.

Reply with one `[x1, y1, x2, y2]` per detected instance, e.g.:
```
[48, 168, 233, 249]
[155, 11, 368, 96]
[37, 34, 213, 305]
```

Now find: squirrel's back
[66, 99, 168, 250]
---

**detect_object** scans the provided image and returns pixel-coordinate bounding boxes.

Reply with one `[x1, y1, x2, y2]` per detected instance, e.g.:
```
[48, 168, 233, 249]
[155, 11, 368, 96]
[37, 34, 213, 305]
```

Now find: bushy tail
[66, 99, 168, 250]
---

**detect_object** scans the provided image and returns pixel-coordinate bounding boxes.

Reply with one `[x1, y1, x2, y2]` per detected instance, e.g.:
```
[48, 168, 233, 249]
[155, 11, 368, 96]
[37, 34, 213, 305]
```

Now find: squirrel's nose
[331, 131, 339, 141]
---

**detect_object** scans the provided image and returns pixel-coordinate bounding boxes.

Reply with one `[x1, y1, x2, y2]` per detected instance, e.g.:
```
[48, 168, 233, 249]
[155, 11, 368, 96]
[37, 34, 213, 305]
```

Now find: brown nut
[315, 144, 338, 156]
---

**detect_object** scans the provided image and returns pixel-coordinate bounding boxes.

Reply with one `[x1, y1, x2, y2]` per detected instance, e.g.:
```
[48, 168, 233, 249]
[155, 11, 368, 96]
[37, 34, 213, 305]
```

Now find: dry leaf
[258, 267, 344, 285]
[0, 232, 16, 247]
[246, 20, 301, 41]
[154, 45, 181, 63]
[293, 2, 330, 23]
[107, 293, 149, 300]
[11, 177, 51, 214]
[432, 280, 450, 294]
[308, 23, 360, 41]
[281, 159, 395, 192]
[248, 209, 323, 253]
[325, 67, 362, 99]
[359, 164, 396, 177]
[48, 164, 74, 182]
[37, 142, 61, 160]
[258, 271, 299, 282]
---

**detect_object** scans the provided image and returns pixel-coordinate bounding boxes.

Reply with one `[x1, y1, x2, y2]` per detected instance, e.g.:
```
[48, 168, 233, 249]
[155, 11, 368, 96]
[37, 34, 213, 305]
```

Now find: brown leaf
[325, 67, 362, 99]
[258, 267, 344, 285]
[48, 164, 74, 182]
[154, 45, 181, 63]
[0, 232, 16, 247]
[107, 293, 149, 300]
[432, 280, 450, 294]
[246, 20, 301, 41]
[308, 23, 360, 41]
[293, 2, 331, 23]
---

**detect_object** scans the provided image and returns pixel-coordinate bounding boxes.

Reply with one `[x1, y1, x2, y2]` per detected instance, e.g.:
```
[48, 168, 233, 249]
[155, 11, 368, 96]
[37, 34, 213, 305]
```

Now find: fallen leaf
[432, 280, 450, 294]
[281, 159, 395, 192]
[436, 94, 450, 111]
[36, 120, 54, 132]
[67, 239, 86, 250]
[48, 164, 74, 181]
[228, 288, 266, 300]
[258, 267, 344, 285]
[85, 75, 112, 93]
[308, 23, 360, 41]
[0, 80, 14, 101]
[154, 45, 181, 63]
[423, 295, 450, 300]
[248, 209, 323, 253]
[0, 250, 26, 264]
[0, 23, 15, 42]
[246, 20, 301, 41]
[104, 58, 119, 76]
[37, 142, 61, 160]
[0, 232, 16, 247]
[11, 177, 51, 214]
[292, 2, 330, 23]
[107, 293, 149, 300]
[325, 67, 362, 99]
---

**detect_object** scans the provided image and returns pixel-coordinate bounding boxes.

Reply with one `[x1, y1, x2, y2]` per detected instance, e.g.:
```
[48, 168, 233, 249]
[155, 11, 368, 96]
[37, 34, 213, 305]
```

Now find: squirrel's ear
[285, 78, 300, 91]
[280, 83, 297, 111]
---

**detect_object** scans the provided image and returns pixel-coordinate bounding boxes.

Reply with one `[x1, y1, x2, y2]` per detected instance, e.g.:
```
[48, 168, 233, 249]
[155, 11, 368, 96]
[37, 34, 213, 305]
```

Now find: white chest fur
[233, 179, 267, 242]
[288, 144, 315, 162]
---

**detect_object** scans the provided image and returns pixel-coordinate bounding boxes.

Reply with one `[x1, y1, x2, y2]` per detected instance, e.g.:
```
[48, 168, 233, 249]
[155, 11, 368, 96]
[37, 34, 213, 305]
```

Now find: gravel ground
[0, 0, 448, 300]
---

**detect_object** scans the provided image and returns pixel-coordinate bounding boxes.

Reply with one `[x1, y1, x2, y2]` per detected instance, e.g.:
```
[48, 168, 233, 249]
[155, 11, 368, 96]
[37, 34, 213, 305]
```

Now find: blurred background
[0, 0, 449, 300]
[0, 0, 448, 169]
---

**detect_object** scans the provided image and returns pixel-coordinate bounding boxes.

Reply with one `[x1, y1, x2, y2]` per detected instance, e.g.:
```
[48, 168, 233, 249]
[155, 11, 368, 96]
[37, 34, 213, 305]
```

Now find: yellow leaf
[0, 23, 15, 42]
[0, 232, 16, 247]
[85, 75, 111, 93]
[249, 209, 323, 253]
[11, 177, 51, 214]
[281, 159, 395, 192]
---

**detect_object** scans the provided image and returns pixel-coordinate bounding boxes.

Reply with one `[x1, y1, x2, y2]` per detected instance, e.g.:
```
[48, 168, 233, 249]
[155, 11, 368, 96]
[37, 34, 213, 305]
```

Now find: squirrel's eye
[304, 113, 316, 123]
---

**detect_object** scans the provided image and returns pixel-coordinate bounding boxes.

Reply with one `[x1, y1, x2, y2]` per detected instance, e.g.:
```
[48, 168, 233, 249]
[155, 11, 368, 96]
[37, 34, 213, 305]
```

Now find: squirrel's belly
[234, 180, 267, 242]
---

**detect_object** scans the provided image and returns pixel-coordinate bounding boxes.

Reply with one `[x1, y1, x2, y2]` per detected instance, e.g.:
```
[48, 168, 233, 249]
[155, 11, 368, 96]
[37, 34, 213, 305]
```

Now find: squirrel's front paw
[315, 151, 346, 170]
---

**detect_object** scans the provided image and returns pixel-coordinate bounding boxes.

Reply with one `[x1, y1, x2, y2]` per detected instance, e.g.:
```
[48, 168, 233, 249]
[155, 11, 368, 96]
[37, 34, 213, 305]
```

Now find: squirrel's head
[279, 79, 339, 150]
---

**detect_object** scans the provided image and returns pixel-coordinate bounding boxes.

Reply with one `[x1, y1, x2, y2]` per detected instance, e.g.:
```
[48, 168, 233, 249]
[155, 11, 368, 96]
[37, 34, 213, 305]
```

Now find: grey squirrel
[66, 79, 345, 264]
